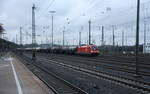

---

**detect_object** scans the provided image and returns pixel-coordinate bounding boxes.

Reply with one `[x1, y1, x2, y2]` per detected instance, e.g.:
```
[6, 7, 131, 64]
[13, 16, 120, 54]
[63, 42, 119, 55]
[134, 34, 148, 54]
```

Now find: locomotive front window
[91, 46, 98, 50]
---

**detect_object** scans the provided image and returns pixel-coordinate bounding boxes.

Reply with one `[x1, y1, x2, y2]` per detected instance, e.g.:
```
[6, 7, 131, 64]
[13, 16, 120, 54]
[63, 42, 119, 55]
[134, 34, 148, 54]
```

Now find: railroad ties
[15, 52, 150, 94]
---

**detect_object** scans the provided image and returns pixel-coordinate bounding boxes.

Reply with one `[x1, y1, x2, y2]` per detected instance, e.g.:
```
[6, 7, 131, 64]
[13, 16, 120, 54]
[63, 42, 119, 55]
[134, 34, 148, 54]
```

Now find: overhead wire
[21, 0, 150, 45]
[21, 0, 55, 31]
[36, 0, 55, 22]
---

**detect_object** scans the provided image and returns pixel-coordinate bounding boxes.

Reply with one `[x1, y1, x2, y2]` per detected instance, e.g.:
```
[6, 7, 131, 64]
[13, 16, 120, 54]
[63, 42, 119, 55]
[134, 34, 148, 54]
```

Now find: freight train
[51, 44, 100, 56]
[21, 44, 100, 56]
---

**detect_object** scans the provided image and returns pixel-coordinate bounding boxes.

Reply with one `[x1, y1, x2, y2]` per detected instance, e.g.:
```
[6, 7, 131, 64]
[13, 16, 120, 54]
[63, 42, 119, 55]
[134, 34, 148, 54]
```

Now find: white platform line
[0, 65, 9, 68]
[10, 57, 23, 94]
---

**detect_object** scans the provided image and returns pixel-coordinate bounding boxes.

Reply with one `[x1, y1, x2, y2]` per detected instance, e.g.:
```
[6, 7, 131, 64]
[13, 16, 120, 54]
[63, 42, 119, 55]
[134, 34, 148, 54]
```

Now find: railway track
[24, 53, 150, 85]
[61, 54, 150, 67]
[23, 53, 150, 94]
[37, 52, 150, 66]
[14, 53, 87, 94]
[36, 53, 150, 77]
[96, 55, 150, 66]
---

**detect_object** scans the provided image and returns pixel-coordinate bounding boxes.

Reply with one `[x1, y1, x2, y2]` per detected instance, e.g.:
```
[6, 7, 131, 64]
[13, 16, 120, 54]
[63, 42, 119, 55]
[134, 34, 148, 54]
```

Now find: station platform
[0, 54, 54, 94]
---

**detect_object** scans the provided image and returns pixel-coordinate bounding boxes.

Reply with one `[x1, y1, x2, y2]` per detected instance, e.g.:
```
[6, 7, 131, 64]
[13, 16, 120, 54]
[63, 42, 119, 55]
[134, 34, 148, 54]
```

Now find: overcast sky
[0, 0, 150, 46]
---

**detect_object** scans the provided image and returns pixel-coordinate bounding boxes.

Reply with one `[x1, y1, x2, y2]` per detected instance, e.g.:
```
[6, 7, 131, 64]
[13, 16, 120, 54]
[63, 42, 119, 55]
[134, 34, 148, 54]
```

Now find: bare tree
[0, 24, 5, 38]
[0, 24, 4, 33]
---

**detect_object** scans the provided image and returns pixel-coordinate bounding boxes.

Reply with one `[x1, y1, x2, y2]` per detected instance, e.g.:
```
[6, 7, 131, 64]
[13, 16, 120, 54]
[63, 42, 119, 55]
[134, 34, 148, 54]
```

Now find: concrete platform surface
[0, 54, 54, 94]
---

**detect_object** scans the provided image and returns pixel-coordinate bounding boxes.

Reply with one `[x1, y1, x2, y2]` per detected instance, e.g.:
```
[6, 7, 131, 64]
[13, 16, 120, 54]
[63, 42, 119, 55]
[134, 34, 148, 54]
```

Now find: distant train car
[76, 45, 99, 56]
[52, 46, 77, 54]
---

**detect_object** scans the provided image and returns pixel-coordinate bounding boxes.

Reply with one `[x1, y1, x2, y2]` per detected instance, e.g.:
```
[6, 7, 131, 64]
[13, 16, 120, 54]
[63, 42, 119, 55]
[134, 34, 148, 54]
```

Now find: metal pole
[20, 27, 22, 46]
[46, 34, 48, 44]
[32, 4, 36, 60]
[101, 26, 104, 46]
[49, 11, 55, 59]
[122, 30, 124, 52]
[26, 31, 28, 44]
[143, 22, 146, 54]
[122, 31, 124, 46]
[135, 0, 140, 76]
[52, 15, 53, 47]
[112, 26, 115, 46]
[16, 34, 18, 44]
[79, 31, 81, 46]
[63, 29, 65, 46]
[20, 27, 23, 55]
[89, 20, 91, 45]
[112, 26, 115, 54]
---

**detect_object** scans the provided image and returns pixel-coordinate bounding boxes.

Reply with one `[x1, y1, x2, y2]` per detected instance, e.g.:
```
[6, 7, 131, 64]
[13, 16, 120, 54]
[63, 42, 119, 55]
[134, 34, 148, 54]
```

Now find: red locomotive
[76, 44, 100, 56]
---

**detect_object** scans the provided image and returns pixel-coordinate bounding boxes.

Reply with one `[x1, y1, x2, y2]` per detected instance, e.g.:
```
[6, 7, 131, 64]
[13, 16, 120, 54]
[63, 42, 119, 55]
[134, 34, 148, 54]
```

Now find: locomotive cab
[76, 44, 100, 56]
